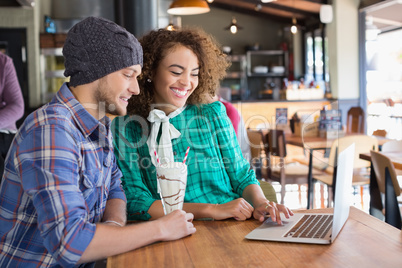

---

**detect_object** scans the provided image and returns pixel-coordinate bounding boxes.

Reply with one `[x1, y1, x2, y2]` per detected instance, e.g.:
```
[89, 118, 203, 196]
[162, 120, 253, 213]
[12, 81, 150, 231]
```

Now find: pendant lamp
[167, 0, 210, 15]
[290, 0, 297, 34]
[224, 17, 243, 34]
[290, 17, 298, 34]
[166, 22, 176, 31]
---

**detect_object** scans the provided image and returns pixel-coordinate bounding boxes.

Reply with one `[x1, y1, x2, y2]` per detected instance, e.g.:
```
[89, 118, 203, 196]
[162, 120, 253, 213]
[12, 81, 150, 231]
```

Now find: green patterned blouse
[112, 102, 258, 220]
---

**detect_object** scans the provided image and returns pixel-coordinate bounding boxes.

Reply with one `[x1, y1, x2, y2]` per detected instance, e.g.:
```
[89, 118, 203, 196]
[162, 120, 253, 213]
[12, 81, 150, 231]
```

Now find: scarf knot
[146, 107, 185, 166]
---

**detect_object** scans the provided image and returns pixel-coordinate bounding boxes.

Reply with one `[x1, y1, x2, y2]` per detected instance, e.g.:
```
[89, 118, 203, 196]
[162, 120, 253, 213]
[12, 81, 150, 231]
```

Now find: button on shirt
[0, 83, 125, 267]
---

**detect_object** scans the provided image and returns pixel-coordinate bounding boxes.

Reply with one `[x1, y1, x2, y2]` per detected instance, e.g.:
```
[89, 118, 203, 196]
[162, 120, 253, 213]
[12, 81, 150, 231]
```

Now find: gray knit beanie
[63, 16, 143, 87]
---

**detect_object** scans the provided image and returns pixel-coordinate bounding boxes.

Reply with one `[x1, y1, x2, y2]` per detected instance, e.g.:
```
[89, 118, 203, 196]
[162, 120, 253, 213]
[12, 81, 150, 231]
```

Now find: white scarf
[146, 106, 186, 166]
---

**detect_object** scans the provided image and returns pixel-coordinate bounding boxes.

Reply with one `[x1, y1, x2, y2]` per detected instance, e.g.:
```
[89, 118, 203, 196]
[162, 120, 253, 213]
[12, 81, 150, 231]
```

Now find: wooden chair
[381, 140, 402, 152]
[312, 135, 378, 207]
[246, 128, 265, 180]
[346, 107, 365, 134]
[370, 150, 402, 229]
[263, 129, 321, 205]
[259, 180, 278, 203]
[372, 129, 387, 137]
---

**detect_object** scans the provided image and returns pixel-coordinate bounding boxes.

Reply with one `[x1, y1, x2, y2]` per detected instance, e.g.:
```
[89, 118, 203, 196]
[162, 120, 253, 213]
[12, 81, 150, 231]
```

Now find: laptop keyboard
[284, 214, 333, 239]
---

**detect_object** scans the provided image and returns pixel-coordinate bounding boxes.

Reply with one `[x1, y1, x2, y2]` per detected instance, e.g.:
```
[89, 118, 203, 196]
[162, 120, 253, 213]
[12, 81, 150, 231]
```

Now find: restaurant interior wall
[181, 7, 287, 57]
[327, 0, 360, 101]
[322, 0, 361, 127]
[0, 0, 363, 117]
[181, 6, 305, 102]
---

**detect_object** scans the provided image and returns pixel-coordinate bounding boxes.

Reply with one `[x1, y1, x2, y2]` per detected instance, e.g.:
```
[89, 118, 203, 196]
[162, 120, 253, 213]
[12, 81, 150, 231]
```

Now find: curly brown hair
[127, 27, 230, 119]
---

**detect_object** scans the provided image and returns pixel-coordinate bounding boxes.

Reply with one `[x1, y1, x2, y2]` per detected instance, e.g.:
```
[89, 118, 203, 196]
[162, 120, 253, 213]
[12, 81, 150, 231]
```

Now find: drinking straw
[153, 148, 161, 194]
[183, 146, 190, 164]
[154, 148, 160, 166]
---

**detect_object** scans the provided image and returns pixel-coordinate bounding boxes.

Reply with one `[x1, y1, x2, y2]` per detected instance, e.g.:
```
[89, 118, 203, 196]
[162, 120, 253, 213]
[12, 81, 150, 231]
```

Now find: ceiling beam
[210, 1, 322, 26]
[211, 0, 320, 20]
[210, 2, 299, 24]
[264, 3, 320, 17]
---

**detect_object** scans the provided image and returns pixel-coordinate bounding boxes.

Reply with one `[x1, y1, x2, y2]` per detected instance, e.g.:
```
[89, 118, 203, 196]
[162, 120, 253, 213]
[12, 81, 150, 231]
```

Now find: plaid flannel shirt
[0, 84, 125, 267]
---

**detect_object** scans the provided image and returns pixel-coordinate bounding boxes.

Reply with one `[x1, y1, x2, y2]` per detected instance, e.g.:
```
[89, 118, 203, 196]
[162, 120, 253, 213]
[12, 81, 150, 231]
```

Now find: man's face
[95, 65, 142, 117]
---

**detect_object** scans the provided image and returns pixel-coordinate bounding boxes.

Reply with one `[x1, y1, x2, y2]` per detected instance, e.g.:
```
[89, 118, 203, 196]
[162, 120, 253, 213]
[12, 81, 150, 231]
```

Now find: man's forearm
[102, 198, 127, 226]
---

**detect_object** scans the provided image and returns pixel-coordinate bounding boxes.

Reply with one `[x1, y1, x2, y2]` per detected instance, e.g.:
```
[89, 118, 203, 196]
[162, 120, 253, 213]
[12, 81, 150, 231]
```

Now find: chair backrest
[346, 107, 365, 134]
[372, 129, 387, 137]
[259, 180, 278, 203]
[246, 128, 264, 160]
[327, 135, 378, 169]
[265, 129, 287, 158]
[370, 150, 401, 196]
[263, 129, 286, 184]
[381, 140, 402, 152]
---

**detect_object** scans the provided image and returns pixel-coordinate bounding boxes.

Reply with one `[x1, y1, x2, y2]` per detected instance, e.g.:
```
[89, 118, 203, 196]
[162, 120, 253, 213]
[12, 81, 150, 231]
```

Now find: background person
[208, 92, 251, 162]
[0, 17, 195, 267]
[112, 28, 292, 224]
[0, 51, 24, 180]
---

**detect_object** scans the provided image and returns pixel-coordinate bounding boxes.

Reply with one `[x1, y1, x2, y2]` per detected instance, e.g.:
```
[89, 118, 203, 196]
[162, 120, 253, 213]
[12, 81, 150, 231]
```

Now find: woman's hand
[211, 198, 254, 221]
[253, 201, 294, 224]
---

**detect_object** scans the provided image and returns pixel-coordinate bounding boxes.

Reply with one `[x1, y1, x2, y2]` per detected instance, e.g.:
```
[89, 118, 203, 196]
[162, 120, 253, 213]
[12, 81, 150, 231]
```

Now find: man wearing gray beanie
[0, 16, 195, 268]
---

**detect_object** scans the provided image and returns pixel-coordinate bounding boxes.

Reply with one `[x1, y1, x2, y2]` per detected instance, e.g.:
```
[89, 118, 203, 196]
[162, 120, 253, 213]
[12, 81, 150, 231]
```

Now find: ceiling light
[166, 22, 176, 31]
[291, 17, 298, 34]
[225, 17, 243, 34]
[290, 0, 298, 34]
[167, 0, 210, 15]
[206, 0, 214, 3]
[17, 0, 35, 7]
[261, 0, 276, 3]
[320, 4, 333, 23]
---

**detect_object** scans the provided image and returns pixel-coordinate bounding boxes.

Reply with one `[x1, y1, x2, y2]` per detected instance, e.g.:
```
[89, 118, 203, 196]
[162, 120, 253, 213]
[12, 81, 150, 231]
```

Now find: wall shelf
[221, 51, 290, 101]
[40, 48, 68, 104]
[221, 54, 248, 101]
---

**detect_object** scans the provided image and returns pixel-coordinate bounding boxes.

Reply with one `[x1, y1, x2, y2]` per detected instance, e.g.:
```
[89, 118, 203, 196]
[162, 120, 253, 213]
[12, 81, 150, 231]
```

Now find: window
[305, 28, 329, 91]
[366, 29, 402, 139]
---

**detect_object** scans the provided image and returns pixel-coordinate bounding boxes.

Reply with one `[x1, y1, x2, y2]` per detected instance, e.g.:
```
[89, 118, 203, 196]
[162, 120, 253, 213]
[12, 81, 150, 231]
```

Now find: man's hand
[157, 210, 196, 241]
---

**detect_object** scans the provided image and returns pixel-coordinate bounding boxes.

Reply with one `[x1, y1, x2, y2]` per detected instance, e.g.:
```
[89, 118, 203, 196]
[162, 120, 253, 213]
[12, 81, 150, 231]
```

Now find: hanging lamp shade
[167, 0, 210, 15]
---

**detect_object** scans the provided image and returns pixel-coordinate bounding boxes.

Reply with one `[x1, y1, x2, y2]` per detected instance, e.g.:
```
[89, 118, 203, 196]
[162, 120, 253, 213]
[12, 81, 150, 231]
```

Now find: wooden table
[107, 207, 402, 268]
[359, 151, 402, 170]
[286, 134, 391, 150]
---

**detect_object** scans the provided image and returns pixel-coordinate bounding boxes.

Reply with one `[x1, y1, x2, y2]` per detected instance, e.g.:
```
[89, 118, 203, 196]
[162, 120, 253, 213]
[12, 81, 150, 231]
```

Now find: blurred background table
[284, 133, 393, 209]
[360, 151, 402, 170]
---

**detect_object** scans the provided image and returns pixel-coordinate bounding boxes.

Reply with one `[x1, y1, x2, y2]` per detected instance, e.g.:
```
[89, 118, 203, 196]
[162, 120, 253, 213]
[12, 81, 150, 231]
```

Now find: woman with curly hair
[112, 27, 293, 223]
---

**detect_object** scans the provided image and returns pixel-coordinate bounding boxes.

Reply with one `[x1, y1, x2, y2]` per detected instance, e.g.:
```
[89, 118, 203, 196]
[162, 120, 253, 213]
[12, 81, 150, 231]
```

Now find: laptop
[246, 143, 355, 245]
